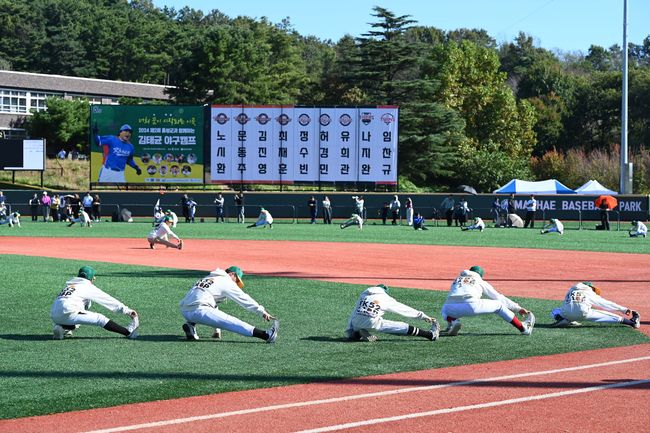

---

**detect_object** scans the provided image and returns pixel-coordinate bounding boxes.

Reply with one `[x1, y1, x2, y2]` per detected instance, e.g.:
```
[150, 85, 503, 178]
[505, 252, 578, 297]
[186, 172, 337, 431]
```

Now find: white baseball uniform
[542, 218, 564, 234]
[50, 277, 134, 328]
[340, 214, 363, 230]
[69, 210, 92, 227]
[0, 211, 20, 227]
[179, 268, 270, 337]
[345, 286, 431, 337]
[252, 209, 273, 227]
[630, 221, 647, 237]
[148, 222, 180, 242]
[441, 270, 522, 323]
[550, 283, 629, 324]
[464, 217, 485, 231]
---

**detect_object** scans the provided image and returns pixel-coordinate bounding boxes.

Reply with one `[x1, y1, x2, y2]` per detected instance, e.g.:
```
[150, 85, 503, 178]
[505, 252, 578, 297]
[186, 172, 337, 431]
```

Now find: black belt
[105, 167, 122, 172]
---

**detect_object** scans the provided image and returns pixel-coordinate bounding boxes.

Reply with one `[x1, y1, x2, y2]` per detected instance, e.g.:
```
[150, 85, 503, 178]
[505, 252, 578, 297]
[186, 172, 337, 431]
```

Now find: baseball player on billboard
[147, 216, 183, 249]
[344, 284, 440, 342]
[50, 266, 139, 339]
[441, 266, 535, 336]
[179, 266, 279, 343]
[550, 282, 641, 328]
[94, 124, 142, 183]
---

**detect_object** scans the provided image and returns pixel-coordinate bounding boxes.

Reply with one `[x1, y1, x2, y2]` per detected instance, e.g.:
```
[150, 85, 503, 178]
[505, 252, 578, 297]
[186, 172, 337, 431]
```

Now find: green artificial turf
[1, 219, 649, 254]
[0, 255, 647, 419]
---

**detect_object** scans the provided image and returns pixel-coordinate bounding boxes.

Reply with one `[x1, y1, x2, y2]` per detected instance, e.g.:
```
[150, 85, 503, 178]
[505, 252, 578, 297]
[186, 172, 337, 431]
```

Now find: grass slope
[1, 255, 647, 419]
[1, 220, 649, 254]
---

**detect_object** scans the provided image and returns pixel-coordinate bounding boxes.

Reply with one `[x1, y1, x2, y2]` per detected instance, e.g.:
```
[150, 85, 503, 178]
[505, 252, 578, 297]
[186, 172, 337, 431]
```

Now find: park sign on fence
[90, 105, 205, 185]
[209, 106, 399, 185]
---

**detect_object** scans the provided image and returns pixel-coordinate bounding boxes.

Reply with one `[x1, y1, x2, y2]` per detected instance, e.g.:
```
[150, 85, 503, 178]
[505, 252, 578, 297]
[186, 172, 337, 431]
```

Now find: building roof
[0, 70, 172, 100]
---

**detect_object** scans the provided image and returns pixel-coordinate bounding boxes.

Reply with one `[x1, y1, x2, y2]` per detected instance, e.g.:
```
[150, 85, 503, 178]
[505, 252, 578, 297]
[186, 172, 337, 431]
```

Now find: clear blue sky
[151, 0, 649, 53]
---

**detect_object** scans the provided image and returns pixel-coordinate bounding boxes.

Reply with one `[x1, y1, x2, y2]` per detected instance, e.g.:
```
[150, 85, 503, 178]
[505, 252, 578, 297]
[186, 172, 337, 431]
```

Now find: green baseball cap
[78, 266, 96, 281]
[377, 283, 389, 294]
[469, 265, 484, 278]
[226, 266, 244, 288]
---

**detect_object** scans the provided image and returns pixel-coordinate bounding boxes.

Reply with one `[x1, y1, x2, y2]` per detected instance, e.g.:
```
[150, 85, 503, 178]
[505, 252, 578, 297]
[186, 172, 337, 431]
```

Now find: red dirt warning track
[2, 237, 649, 433]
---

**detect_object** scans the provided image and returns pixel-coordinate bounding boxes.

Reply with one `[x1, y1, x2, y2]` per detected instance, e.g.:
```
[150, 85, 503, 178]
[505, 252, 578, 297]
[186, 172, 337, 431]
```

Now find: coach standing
[440, 194, 454, 227]
[523, 194, 537, 228]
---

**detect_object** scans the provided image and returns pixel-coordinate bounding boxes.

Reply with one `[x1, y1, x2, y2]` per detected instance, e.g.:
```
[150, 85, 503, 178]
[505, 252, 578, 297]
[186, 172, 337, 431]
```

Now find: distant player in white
[147, 216, 183, 249]
[179, 266, 279, 343]
[629, 220, 647, 238]
[50, 266, 139, 340]
[441, 266, 535, 336]
[462, 216, 485, 232]
[165, 209, 178, 227]
[247, 207, 273, 228]
[340, 213, 363, 230]
[541, 218, 564, 234]
[67, 209, 92, 227]
[550, 282, 640, 328]
[0, 211, 20, 227]
[344, 284, 439, 342]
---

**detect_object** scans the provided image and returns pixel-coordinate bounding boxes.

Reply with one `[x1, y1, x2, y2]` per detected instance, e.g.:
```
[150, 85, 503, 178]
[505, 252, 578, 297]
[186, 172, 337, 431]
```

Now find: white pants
[406, 208, 413, 226]
[98, 166, 126, 183]
[551, 306, 622, 324]
[181, 307, 255, 336]
[51, 308, 110, 328]
[348, 314, 409, 335]
[442, 300, 515, 322]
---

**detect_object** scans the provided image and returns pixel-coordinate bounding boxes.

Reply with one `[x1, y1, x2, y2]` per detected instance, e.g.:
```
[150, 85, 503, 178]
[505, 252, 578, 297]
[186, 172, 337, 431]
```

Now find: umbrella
[458, 185, 478, 195]
[594, 195, 618, 210]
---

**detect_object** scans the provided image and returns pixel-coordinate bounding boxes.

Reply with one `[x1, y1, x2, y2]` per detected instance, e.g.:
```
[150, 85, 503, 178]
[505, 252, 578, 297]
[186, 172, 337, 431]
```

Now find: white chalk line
[80, 355, 650, 433]
[294, 379, 650, 433]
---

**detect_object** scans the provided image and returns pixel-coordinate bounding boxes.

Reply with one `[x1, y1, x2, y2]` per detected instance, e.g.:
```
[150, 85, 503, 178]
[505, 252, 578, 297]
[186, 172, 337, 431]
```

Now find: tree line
[2, 0, 650, 192]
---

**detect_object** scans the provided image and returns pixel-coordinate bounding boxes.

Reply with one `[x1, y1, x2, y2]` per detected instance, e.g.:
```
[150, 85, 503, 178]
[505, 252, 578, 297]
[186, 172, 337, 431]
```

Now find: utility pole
[620, 0, 632, 193]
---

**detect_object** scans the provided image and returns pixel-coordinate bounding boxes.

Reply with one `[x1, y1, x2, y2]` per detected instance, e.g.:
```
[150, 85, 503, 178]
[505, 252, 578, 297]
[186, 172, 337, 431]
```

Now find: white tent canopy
[493, 179, 576, 194]
[575, 180, 618, 195]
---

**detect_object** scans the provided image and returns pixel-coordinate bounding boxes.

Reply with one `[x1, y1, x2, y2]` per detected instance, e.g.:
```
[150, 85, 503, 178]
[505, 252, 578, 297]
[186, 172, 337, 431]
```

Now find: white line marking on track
[80, 356, 650, 433]
[294, 379, 650, 433]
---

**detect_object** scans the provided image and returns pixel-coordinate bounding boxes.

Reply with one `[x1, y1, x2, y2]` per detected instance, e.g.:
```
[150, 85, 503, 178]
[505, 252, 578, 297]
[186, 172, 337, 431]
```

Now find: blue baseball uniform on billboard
[96, 124, 141, 183]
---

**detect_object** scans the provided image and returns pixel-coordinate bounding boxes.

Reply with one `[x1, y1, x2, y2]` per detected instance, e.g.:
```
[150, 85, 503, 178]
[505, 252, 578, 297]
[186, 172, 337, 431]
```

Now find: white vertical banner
[210, 105, 397, 184]
[332, 107, 358, 182]
[361, 107, 398, 184]
[293, 108, 318, 182]
[210, 106, 234, 182]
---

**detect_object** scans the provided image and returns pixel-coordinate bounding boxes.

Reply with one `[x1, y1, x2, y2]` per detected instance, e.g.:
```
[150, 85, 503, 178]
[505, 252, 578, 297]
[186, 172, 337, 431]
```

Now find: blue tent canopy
[494, 179, 576, 194]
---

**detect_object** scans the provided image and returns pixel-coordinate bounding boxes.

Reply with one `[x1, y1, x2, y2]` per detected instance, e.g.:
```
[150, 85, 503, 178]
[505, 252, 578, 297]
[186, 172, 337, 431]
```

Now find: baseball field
[1, 220, 648, 432]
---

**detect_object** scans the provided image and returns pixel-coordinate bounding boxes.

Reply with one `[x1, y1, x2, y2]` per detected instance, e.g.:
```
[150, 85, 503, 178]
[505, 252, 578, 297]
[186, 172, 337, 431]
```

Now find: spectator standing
[187, 197, 197, 223]
[41, 191, 51, 222]
[0, 191, 5, 205]
[389, 195, 401, 225]
[491, 197, 501, 224]
[234, 191, 245, 223]
[82, 192, 94, 218]
[322, 196, 332, 224]
[307, 196, 318, 224]
[458, 198, 470, 227]
[405, 197, 414, 226]
[440, 194, 455, 227]
[50, 194, 61, 222]
[598, 200, 611, 231]
[214, 193, 225, 223]
[92, 194, 102, 222]
[57, 149, 67, 159]
[523, 194, 537, 228]
[69, 194, 81, 218]
[180, 194, 191, 223]
[380, 202, 390, 225]
[29, 193, 40, 221]
[507, 194, 516, 227]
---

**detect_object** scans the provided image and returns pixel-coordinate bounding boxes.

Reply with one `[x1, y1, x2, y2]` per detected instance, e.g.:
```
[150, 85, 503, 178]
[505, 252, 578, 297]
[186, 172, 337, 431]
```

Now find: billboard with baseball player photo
[209, 105, 398, 185]
[90, 105, 205, 184]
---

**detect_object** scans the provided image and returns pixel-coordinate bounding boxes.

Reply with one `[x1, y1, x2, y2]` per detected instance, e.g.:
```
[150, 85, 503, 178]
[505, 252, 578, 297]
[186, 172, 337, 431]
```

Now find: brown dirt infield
[1, 237, 648, 432]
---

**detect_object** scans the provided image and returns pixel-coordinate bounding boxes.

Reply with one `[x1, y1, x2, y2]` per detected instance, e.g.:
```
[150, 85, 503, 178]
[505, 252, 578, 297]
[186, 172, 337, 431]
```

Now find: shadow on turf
[0, 334, 266, 343]
[0, 369, 647, 390]
[107, 269, 204, 279]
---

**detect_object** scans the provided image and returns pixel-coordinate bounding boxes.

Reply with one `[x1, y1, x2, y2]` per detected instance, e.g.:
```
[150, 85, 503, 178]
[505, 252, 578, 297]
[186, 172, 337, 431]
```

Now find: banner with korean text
[90, 105, 204, 184]
[209, 106, 398, 184]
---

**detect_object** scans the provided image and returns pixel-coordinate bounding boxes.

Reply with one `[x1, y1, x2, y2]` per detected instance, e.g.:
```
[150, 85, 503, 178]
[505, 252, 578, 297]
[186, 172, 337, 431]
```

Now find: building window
[29, 91, 61, 112]
[0, 90, 28, 113]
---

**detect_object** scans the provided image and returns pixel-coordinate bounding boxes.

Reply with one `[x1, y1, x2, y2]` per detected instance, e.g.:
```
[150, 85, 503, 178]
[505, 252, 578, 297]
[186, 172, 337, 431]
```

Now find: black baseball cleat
[631, 311, 641, 329]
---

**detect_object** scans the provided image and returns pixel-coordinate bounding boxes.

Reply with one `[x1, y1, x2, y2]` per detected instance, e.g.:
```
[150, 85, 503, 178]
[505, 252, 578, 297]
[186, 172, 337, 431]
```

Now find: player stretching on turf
[441, 266, 535, 336]
[247, 207, 273, 228]
[179, 266, 279, 343]
[550, 282, 641, 328]
[147, 216, 183, 249]
[50, 266, 139, 340]
[344, 284, 439, 342]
